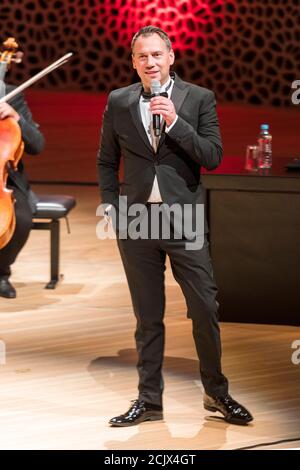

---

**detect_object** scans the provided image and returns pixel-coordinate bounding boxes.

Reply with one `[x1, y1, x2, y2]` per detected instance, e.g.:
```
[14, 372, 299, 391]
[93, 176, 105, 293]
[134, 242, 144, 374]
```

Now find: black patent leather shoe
[109, 399, 163, 427]
[0, 278, 16, 299]
[203, 392, 253, 425]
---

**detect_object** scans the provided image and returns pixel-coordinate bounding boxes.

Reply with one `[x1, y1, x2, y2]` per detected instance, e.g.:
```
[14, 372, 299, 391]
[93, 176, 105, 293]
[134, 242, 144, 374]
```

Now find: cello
[0, 38, 72, 249]
[0, 38, 24, 249]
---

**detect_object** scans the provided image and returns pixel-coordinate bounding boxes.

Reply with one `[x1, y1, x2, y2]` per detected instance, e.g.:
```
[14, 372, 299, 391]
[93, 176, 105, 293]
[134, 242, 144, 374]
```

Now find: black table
[202, 157, 300, 325]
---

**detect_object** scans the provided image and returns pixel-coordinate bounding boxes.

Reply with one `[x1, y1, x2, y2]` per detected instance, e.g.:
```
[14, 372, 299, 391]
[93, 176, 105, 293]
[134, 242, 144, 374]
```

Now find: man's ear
[169, 49, 175, 65]
[132, 54, 136, 69]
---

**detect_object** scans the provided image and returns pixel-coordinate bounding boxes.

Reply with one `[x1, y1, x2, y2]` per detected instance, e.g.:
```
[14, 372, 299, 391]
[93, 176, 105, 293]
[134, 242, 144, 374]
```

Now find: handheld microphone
[150, 79, 161, 137]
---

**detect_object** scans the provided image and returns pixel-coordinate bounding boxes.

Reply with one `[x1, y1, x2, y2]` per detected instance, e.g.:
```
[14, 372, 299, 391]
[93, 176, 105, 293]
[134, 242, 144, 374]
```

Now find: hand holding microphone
[150, 79, 177, 133]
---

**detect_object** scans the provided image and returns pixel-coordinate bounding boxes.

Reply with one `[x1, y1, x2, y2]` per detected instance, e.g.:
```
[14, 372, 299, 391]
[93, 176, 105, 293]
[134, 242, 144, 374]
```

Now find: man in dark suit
[0, 85, 45, 298]
[97, 26, 253, 426]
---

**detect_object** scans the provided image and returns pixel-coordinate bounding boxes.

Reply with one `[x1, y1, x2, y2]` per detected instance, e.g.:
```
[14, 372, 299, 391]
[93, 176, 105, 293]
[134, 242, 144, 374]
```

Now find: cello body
[0, 37, 24, 249]
[0, 117, 24, 249]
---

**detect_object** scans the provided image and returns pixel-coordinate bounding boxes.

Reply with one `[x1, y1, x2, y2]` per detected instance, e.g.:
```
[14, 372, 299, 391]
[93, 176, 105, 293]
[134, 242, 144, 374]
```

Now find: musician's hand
[0, 103, 20, 121]
[150, 96, 177, 127]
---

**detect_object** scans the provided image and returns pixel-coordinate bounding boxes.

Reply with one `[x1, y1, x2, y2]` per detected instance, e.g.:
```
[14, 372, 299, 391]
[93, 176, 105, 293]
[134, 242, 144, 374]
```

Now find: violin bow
[0, 52, 73, 103]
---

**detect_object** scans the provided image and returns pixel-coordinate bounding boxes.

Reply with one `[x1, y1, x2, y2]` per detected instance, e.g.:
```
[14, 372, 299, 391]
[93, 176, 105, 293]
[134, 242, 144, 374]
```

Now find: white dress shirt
[139, 76, 178, 203]
[104, 76, 178, 218]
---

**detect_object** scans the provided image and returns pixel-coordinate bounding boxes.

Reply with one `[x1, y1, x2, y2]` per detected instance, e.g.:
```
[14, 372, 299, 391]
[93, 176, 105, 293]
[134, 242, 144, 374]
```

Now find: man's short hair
[131, 26, 172, 53]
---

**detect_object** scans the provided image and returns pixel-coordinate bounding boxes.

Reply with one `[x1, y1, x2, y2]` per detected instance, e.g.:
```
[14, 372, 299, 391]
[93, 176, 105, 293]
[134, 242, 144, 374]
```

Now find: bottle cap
[260, 124, 269, 130]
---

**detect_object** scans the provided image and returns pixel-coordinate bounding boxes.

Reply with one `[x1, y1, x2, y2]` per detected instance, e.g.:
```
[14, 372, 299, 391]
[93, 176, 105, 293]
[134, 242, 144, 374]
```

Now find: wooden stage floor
[0, 185, 299, 450]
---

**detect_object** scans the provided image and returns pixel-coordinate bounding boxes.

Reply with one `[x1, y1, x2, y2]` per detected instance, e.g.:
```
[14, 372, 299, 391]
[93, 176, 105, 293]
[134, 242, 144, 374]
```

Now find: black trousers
[117, 207, 228, 407]
[0, 187, 32, 278]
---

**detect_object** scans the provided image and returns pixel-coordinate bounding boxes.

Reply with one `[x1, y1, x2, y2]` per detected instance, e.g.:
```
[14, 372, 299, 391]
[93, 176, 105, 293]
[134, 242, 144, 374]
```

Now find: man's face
[132, 33, 175, 90]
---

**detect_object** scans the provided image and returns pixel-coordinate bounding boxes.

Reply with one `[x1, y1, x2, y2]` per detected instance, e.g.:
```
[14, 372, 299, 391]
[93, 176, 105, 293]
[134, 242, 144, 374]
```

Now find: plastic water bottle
[258, 124, 272, 169]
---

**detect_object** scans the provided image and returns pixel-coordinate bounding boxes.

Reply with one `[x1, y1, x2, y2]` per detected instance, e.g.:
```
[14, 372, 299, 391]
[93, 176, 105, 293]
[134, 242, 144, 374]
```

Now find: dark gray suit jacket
[97, 73, 222, 233]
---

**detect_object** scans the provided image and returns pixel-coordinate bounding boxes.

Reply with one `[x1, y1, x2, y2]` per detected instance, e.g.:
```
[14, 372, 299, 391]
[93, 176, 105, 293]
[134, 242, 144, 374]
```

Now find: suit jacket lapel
[129, 84, 153, 154]
[128, 75, 190, 154]
[158, 74, 190, 151]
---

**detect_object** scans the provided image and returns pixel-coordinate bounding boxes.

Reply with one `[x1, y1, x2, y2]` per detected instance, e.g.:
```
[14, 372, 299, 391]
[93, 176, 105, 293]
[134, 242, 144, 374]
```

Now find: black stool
[32, 194, 76, 289]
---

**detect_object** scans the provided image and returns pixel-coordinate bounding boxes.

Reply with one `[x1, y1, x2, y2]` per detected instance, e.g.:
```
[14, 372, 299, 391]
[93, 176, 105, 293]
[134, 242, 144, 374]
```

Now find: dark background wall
[2, 0, 299, 106]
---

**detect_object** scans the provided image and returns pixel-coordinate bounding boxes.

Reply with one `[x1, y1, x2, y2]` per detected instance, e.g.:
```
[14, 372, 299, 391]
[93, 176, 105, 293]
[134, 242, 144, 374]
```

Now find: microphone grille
[150, 79, 161, 94]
